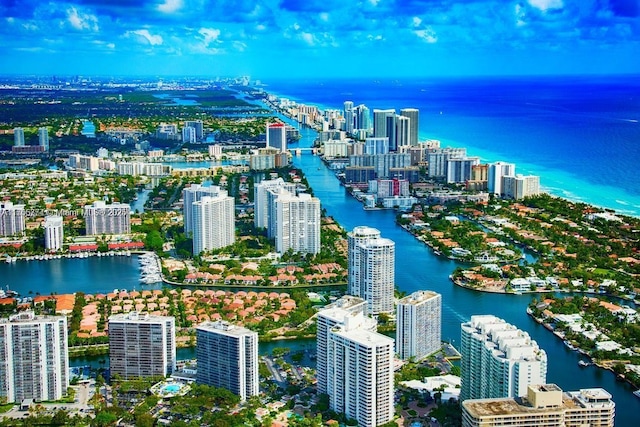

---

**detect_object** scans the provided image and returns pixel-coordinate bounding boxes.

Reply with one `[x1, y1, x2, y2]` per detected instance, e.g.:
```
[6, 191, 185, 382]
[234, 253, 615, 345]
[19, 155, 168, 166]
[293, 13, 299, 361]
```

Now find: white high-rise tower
[397, 290, 442, 360]
[192, 193, 235, 255]
[44, 215, 64, 251]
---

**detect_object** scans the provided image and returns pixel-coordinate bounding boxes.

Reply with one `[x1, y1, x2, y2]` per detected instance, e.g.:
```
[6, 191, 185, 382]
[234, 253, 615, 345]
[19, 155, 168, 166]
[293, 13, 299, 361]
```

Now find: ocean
[263, 76, 640, 216]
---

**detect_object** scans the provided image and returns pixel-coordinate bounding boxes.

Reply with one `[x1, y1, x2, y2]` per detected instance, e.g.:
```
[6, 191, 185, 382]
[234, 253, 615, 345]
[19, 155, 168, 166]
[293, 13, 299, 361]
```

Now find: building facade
[38, 127, 49, 151]
[192, 193, 235, 255]
[182, 184, 224, 235]
[400, 108, 419, 146]
[0, 201, 25, 237]
[274, 192, 321, 255]
[84, 201, 131, 235]
[108, 312, 176, 380]
[253, 178, 297, 230]
[196, 321, 259, 401]
[488, 161, 516, 196]
[460, 315, 547, 401]
[396, 290, 442, 360]
[44, 215, 64, 251]
[266, 122, 287, 152]
[0, 312, 69, 404]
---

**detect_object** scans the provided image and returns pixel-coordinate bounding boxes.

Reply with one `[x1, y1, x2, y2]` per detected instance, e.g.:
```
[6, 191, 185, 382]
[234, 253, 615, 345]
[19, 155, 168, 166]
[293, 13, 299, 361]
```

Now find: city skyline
[0, 1, 638, 78]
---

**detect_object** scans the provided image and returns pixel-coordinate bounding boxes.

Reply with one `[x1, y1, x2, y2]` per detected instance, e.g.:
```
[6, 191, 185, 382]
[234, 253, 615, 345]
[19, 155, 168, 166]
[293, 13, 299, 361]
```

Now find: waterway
[0, 116, 636, 424]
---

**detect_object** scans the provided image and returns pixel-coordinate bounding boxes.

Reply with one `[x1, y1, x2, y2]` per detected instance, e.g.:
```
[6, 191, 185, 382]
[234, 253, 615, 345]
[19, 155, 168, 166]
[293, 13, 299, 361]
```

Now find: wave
[615, 200, 630, 206]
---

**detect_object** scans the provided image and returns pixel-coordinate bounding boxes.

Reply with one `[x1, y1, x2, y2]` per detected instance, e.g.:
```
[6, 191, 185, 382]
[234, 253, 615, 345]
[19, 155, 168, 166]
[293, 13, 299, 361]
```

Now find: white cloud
[127, 29, 163, 46]
[158, 0, 183, 13]
[199, 28, 221, 46]
[527, 0, 564, 12]
[319, 13, 329, 22]
[515, 4, 527, 27]
[66, 7, 99, 32]
[412, 16, 422, 27]
[301, 32, 315, 46]
[256, 24, 266, 31]
[415, 26, 438, 43]
[233, 41, 247, 52]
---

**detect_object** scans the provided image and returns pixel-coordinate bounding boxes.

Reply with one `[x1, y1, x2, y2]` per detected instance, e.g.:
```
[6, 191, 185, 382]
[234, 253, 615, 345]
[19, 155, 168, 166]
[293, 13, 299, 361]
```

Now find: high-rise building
[266, 122, 287, 152]
[364, 137, 390, 155]
[396, 290, 442, 360]
[503, 174, 541, 200]
[488, 162, 516, 196]
[347, 226, 395, 315]
[355, 104, 371, 134]
[196, 320, 259, 401]
[84, 201, 131, 235]
[274, 192, 321, 255]
[44, 215, 64, 251]
[460, 315, 547, 401]
[108, 312, 176, 380]
[184, 120, 204, 140]
[427, 147, 466, 178]
[344, 101, 355, 134]
[373, 109, 397, 151]
[462, 384, 615, 427]
[192, 193, 235, 255]
[395, 115, 411, 149]
[0, 201, 25, 237]
[183, 184, 225, 235]
[327, 316, 395, 427]
[182, 126, 196, 144]
[400, 108, 419, 146]
[316, 296, 370, 394]
[208, 144, 223, 159]
[13, 127, 24, 147]
[0, 312, 69, 404]
[253, 178, 297, 230]
[38, 127, 49, 151]
[446, 157, 481, 184]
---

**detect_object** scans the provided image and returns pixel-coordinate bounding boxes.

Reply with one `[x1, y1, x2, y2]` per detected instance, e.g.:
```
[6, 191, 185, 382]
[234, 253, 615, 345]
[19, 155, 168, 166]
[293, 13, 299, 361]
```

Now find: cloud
[158, 0, 184, 14]
[527, 0, 564, 12]
[126, 29, 163, 46]
[415, 27, 438, 43]
[66, 7, 99, 31]
[199, 27, 221, 45]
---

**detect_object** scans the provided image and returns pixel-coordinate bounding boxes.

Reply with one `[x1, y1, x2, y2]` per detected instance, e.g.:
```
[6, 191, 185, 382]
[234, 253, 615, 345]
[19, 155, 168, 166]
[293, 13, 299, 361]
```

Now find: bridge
[289, 148, 317, 154]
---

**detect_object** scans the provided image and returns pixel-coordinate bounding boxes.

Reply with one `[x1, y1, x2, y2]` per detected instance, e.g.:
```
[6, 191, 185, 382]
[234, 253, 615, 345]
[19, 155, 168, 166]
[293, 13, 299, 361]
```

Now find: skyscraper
[327, 316, 395, 427]
[373, 109, 397, 151]
[364, 137, 390, 155]
[84, 201, 131, 235]
[344, 100, 355, 134]
[266, 122, 286, 152]
[182, 184, 223, 236]
[460, 315, 547, 401]
[446, 157, 481, 184]
[13, 127, 24, 147]
[196, 320, 259, 401]
[347, 226, 395, 315]
[0, 312, 69, 404]
[38, 127, 49, 151]
[0, 201, 25, 237]
[44, 215, 64, 251]
[253, 178, 297, 230]
[396, 290, 442, 360]
[400, 108, 419, 146]
[274, 192, 321, 255]
[462, 384, 615, 427]
[355, 104, 371, 134]
[108, 312, 176, 380]
[184, 120, 204, 140]
[395, 115, 411, 149]
[192, 193, 235, 255]
[316, 296, 369, 394]
[487, 161, 516, 196]
[502, 174, 541, 200]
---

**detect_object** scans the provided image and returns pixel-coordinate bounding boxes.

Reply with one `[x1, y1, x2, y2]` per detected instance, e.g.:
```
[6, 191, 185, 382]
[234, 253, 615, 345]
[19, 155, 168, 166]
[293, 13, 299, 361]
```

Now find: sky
[0, 0, 639, 79]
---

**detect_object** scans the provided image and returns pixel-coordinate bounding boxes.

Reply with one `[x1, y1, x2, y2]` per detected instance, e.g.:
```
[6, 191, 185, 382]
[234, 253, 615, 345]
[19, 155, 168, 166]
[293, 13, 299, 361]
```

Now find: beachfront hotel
[84, 200, 131, 235]
[503, 174, 541, 200]
[396, 290, 442, 360]
[347, 226, 395, 314]
[44, 215, 64, 251]
[326, 314, 395, 427]
[191, 192, 235, 255]
[0, 311, 69, 403]
[196, 320, 259, 401]
[108, 312, 176, 380]
[461, 384, 615, 427]
[460, 315, 547, 401]
[0, 201, 25, 237]
[488, 161, 516, 196]
[316, 296, 370, 394]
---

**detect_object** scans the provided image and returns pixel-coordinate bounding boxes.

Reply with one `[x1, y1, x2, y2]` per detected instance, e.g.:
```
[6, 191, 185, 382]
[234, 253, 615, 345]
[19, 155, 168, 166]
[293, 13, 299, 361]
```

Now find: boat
[578, 360, 591, 367]
[633, 390, 640, 399]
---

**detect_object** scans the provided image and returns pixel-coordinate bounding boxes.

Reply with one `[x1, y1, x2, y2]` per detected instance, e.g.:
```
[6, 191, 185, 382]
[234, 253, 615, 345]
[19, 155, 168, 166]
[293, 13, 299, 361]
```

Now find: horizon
[1, 0, 638, 79]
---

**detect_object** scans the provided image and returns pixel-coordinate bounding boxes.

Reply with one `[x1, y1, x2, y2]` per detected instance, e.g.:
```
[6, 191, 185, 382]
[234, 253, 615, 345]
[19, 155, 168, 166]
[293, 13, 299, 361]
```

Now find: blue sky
[0, 0, 638, 78]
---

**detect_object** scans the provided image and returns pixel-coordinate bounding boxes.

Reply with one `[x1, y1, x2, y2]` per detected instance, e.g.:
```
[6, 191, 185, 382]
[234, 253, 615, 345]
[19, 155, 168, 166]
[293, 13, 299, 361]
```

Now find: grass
[0, 403, 14, 413]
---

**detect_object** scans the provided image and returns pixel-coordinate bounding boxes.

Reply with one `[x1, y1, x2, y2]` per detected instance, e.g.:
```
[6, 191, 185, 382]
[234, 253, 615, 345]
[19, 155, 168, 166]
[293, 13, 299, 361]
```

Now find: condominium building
[316, 296, 369, 394]
[274, 192, 321, 255]
[396, 290, 442, 360]
[327, 317, 395, 427]
[184, 120, 204, 140]
[208, 144, 223, 159]
[364, 137, 390, 155]
[44, 215, 64, 251]
[446, 157, 481, 184]
[0, 201, 25, 237]
[400, 108, 419, 146]
[0, 311, 69, 403]
[192, 193, 235, 254]
[13, 127, 25, 147]
[460, 315, 547, 401]
[488, 161, 516, 196]
[182, 126, 196, 144]
[347, 226, 395, 314]
[196, 320, 259, 401]
[344, 101, 355, 134]
[182, 184, 224, 236]
[253, 178, 297, 229]
[503, 174, 541, 200]
[427, 147, 467, 178]
[395, 115, 411, 149]
[38, 127, 49, 151]
[108, 312, 176, 380]
[373, 109, 397, 151]
[461, 384, 615, 427]
[84, 201, 131, 235]
[266, 122, 286, 152]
